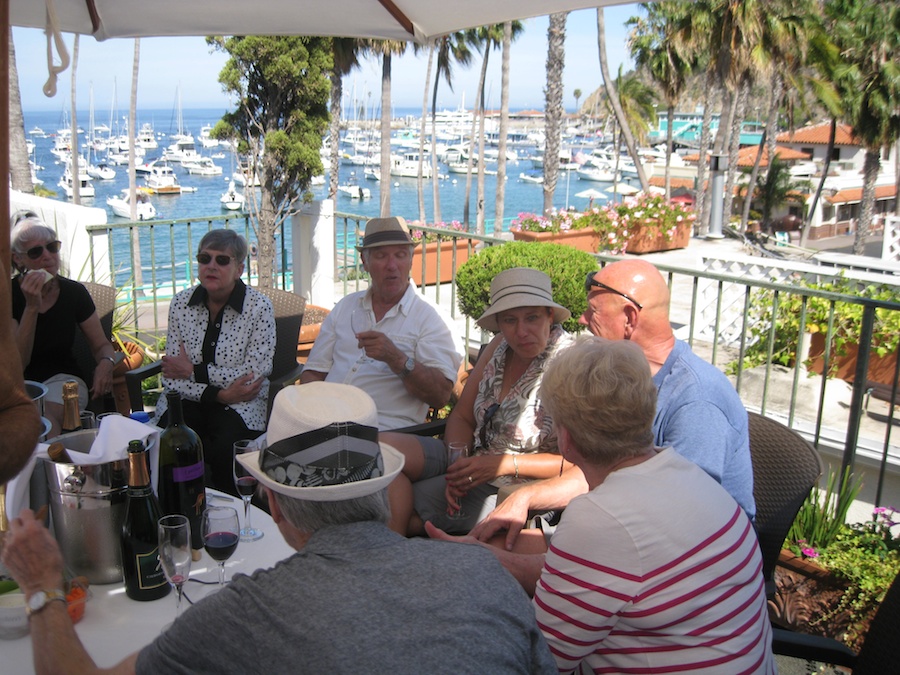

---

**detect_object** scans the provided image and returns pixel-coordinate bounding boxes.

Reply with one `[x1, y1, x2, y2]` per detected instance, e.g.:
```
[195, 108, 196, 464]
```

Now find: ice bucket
[25, 380, 48, 417]
[42, 430, 129, 584]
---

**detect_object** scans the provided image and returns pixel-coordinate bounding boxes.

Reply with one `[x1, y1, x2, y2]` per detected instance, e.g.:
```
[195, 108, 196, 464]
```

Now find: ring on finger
[467, 475, 473, 483]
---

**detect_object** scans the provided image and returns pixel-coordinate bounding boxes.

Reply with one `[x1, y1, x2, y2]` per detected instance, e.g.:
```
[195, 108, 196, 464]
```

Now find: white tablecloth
[5, 491, 294, 671]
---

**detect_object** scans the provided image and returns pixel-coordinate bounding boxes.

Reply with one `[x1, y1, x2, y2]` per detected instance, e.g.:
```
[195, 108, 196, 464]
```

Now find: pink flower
[801, 547, 819, 558]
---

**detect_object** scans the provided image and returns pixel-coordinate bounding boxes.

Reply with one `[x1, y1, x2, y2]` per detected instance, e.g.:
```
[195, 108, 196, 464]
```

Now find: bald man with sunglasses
[470, 258, 754, 552]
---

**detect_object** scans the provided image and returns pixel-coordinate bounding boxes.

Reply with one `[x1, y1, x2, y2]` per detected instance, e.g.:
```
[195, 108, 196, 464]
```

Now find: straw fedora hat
[355, 216, 417, 251]
[236, 383, 404, 502]
[476, 267, 571, 332]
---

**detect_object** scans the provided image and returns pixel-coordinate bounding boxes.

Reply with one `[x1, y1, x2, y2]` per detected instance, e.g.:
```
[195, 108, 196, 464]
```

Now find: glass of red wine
[233, 439, 264, 541]
[201, 506, 240, 587]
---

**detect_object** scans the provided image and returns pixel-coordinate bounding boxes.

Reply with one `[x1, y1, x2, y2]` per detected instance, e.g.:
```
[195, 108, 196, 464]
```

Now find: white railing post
[292, 199, 335, 308]
[884, 215, 900, 262]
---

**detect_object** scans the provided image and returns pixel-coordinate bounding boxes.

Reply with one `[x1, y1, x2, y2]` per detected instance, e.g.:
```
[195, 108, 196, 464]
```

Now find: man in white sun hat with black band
[3, 382, 555, 674]
[301, 216, 463, 431]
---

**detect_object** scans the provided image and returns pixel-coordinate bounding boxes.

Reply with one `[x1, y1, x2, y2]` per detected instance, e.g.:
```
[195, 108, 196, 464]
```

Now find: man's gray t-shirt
[137, 521, 555, 674]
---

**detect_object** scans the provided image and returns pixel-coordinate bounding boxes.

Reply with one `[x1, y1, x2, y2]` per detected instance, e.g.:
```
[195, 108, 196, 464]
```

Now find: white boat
[28, 126, 46, 136]
[144, 163, 182, 195]
[220, 181, 245, 211]
[389, 152, 432, 178]
[519, 171, 543, 184]
[364, 167, 381, 182]
[337, 184, 371, 200]
[162, 134, 201, 164]
[310, 175, 326, 186]
[199, 124, 219, 149]
[576, 164, 617, 184]
[447, 161, 475, 175]
[233, 160, 261, 187]
[87, 162, 116, 180]
[58, 158, 95, 199]
[182, 157, 223, 176]
[136, 124, 159, 150]
[107, 190, 156, 220]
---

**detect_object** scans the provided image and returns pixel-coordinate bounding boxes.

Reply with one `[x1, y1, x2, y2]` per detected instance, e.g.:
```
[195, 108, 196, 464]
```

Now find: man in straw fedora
[2, 383, 555, 673]
[301, 216, 463, 431]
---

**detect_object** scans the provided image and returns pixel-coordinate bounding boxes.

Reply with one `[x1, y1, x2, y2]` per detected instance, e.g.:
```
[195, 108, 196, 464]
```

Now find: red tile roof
[648, 176, 696, 189]
[825, 184, 897, 205]
[683, 145, 810, 167]
[776, 122, 859, 146]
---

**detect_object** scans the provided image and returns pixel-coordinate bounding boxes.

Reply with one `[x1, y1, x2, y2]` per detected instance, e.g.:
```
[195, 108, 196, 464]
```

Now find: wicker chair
[747, 411, 823, 598]
[125, 287, 305, 418]
[772, 569, 900, 672]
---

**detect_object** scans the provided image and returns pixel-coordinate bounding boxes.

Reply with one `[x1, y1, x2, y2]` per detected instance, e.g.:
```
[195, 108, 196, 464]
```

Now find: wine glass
[350, 307, 373, 362]
[202, 506, 240, 587]
[233, 440, 264, 541]
[446, 442, 469, 520]
[158, 514, 192, 622]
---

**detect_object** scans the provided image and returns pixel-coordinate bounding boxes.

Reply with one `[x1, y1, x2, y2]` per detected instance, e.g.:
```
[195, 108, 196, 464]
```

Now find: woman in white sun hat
[383, 267, 575, 535]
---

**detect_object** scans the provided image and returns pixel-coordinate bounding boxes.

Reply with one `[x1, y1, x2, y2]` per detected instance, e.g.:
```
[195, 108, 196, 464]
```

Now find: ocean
[24, 106, 607, 231]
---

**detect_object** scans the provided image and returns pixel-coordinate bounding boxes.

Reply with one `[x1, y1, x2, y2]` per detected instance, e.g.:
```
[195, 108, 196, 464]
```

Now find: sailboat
[85, 85, 116, 180]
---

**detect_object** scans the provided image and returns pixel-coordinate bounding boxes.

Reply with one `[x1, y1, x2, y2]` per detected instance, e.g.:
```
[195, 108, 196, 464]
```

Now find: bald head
[580, 260, 675, 368]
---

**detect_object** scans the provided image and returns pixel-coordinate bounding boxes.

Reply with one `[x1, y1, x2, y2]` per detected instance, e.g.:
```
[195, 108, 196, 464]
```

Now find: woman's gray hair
[271, 488, 391, 534]
[198, 229, 248, 263]
[10, 216, 56, 254]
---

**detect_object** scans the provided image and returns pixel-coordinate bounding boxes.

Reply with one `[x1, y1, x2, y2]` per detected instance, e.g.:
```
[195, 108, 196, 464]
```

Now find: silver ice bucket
[25, 380, 48, 417]
[42, 430, 129, 584]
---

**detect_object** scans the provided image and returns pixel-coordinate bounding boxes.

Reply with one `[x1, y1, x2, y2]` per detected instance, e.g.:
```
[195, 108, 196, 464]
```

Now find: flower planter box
[112, 341, 145, 415]
[623, 222, 692, 254]
[411, 240, 471, 286]
[511, 228, 600, 254]
[297, 305, 330, 364]
[806, 332, 899, 387]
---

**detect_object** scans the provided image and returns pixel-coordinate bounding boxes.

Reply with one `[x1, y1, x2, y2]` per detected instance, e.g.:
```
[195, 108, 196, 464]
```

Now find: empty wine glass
[446, 442, 469, 520]
[233, 440, 264, 542]
[158, 514, 192, 622]
[350, 307, 373, 362]
[202, 506, 240, 587]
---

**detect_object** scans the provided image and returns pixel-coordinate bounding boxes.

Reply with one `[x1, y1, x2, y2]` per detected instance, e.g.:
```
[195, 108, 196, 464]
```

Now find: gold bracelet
[513, 454, 519, 480]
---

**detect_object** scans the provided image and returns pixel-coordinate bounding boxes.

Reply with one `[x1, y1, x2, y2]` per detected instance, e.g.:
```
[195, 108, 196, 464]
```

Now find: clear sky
[12, 5, 641, 115]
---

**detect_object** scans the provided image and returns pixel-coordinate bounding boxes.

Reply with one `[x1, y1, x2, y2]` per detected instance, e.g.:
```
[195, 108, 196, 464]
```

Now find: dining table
[5, 490, 295, 671]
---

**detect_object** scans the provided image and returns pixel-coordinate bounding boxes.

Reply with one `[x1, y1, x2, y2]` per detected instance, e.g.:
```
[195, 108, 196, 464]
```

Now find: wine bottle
[157, 392, 206, 553]
[47, 441, 74, 463]
[60, 380, 83, 434]
[121, 440, 171, 601]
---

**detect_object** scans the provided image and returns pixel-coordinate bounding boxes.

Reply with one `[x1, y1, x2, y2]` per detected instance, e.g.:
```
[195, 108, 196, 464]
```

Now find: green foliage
[788, 465, 863, 553]
[455, 242, 597, 333]
[734, 276, 900, 374]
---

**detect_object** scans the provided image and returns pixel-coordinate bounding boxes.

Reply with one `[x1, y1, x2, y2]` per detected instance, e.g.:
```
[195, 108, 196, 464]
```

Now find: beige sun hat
[476, 267, 571, 333]
[236, 383, 404, 502]
[355, 216, 417, 251]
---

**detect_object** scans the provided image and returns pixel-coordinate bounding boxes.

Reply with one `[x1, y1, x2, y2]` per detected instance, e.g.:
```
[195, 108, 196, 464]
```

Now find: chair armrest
[125, 361, 162, 412]
[770, 627, 857, 668]
[391, 419, 447, 437]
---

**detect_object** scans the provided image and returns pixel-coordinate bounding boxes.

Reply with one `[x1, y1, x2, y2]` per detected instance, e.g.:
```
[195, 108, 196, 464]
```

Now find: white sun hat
[236, 383, 404, 501]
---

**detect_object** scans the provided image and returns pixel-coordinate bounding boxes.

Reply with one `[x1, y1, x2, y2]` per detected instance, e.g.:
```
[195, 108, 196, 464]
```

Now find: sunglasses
[585, 272, 643, 311]
[196, 252, 235, 266]
[479, 402, 500, 450]
[25, 240, 61, 260]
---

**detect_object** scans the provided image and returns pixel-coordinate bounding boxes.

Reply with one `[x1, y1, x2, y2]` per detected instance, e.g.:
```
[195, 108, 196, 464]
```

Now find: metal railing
[92, 213, 899, 503]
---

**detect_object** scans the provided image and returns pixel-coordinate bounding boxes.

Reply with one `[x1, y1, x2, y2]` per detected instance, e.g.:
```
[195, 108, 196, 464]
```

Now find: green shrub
[455, 241, 598, 333]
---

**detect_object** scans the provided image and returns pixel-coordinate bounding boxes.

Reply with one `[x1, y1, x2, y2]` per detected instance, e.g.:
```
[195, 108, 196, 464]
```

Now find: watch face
[405, 357, 415, 373]
[27, 591, 47, 612]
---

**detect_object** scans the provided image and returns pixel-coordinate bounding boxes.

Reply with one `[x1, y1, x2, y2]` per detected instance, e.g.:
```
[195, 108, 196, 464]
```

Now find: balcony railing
[89, 211, 899, 504]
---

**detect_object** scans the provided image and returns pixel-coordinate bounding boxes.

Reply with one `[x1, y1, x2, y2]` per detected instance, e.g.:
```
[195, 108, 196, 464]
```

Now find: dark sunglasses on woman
[196, 253, 235, 266]
[26, 240, 62, 260]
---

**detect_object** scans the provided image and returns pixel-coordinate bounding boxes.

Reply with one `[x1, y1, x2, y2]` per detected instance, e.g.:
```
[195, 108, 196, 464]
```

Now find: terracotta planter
[112, 341, 145, 414]
[297, 304, 331, 364]
[411, 240, 471, 286]
[770, 549, 875, 652]
[511, 228, 600, 253]
[806, 332, 899, 386]
[623, 221, 692, 254]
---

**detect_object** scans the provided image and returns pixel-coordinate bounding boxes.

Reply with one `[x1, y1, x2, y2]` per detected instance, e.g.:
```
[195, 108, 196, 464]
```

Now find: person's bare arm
[80, 311, 116, 399]
[1, 510, 138, 675]
[469, 465, 590, 550]
[299, 369, 327, 384]
[358, 330, 453, 408]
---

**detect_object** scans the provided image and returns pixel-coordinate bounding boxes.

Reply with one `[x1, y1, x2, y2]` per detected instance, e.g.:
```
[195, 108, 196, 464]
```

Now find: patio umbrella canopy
[575, 188, 609, 201]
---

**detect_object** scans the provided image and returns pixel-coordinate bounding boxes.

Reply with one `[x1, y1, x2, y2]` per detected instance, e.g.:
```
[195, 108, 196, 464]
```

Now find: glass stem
[243, 496, 253, 531]
[175, 584, 184, 617]
[218, 562, 226, 586]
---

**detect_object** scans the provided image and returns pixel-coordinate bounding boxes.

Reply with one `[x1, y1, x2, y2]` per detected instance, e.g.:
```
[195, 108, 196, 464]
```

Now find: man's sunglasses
[26, 240, 61, 260]
[585, 272, 643, 311]
[196, 253, 235, 266]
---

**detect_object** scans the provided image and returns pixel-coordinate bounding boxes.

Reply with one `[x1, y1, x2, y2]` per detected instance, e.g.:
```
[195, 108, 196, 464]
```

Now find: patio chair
[125, 287, 305, 419]
[73, 281, 117, 412]
[771, 569, 900, 673]
[747, 411, 823, 598]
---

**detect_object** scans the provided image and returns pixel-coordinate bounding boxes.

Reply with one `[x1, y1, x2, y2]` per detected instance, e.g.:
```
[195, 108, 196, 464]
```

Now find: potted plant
[509, 210, 602, 254]
[455, 241, 598, 334]
[407, 220, 471, 285]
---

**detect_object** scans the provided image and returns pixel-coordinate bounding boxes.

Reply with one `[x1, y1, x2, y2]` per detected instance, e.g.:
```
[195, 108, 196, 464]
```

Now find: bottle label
[135, 548, 168, 590]
[172, 461, 204, 483]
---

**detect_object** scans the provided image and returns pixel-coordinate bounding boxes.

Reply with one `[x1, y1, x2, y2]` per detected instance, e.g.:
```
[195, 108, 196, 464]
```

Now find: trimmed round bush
[456, 241, 599, 333]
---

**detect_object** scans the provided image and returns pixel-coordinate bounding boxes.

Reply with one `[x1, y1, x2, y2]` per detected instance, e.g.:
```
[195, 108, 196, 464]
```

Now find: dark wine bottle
[157, 392, 206, 553]
[121, 440, 171, 601]
[60, 380, 83, 434]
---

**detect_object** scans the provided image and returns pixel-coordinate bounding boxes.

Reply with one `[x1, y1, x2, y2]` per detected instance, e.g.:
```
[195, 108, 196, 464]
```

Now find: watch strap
[400, 356, 415, 378]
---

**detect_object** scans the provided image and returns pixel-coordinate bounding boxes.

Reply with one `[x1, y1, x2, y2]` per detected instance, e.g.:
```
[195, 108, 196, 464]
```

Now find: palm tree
[573, 88, 583, 116]
[825, 0, 900, 255]
[596, 8, 650, 194]
[129, 39, 144, 294]
[542, 12, 567, 216]
[628, 1, 693, 200]
[494, 22, 513, 233]
[8, 31, 31, 193]
[70, 35, 81, 204]
[329, 39, 364, 202]
[369, 40, 407, 215]
[742, 155, 809, 227]
[416, 42, 435, 222]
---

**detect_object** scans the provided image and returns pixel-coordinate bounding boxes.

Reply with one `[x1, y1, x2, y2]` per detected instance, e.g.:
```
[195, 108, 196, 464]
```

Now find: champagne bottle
[60, 380, 83, 434]
[121, 440, 171, 601]
[47, 442, 74, 464]
[157, 392, 206, 552]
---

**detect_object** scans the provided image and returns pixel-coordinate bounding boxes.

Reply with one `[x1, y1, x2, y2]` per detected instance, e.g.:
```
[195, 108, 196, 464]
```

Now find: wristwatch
[399, 356, 415, 378]
[26, 589, 67, 617]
